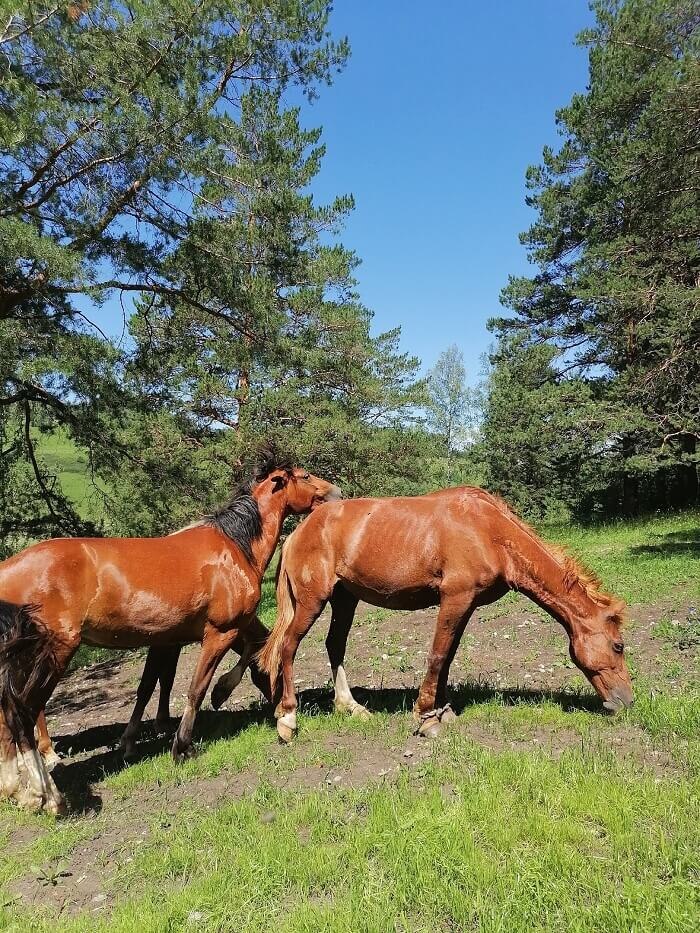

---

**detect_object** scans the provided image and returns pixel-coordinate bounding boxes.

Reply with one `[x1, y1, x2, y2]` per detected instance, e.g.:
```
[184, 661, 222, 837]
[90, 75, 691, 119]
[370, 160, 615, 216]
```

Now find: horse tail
[0, 600, 56, 743]
[256, 538, 296, 682]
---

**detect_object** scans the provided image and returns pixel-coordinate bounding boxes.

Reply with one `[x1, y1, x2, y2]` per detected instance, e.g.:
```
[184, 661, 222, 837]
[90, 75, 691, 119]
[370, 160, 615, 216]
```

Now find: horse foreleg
[210, 638, 254, 710]
[18, 636, 77, 816]
[275, 601, 325, 743]
[326, 588, 369, 720]
[414, 594, 474, 738]
[120, 646, 180, 757]
[211, 617, 271, 709]
[35, 710, 60, 770]
[172, 626, 240, 762]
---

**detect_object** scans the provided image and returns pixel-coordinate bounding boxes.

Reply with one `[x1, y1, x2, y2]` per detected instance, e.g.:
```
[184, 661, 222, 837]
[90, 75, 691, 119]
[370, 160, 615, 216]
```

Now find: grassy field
[37, 430, 109, 522]
[0, 686, 697, 931]
[1, 448, 698, 930]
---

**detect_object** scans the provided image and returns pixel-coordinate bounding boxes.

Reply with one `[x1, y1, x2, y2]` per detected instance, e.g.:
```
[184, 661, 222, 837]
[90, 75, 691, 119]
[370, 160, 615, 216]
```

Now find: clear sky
[95, 2, 594, 385]
[301, 0, 594, 383]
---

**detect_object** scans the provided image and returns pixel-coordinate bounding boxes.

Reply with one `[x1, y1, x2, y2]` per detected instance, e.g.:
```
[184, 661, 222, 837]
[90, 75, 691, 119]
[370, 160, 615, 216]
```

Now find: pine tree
[1, 3, 424, 544]
[491, 0, 700, 514]
[478, 337, 611, 520]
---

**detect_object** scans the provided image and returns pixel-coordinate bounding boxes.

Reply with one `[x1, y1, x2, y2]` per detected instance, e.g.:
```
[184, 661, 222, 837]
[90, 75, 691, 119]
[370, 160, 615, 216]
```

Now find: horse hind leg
[326, 587, 369, 720]
[0, 603, 76, 814]
[275, 599, 326, 743]
[0, 712, 20, 801]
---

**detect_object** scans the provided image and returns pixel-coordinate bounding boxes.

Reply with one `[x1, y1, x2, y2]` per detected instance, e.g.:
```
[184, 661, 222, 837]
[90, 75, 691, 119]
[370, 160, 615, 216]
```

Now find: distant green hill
[37, 431, 108, 522]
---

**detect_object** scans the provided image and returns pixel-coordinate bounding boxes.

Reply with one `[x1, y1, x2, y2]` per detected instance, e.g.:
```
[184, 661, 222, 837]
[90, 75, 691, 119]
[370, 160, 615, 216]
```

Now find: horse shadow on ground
[50, 682, 604, 813]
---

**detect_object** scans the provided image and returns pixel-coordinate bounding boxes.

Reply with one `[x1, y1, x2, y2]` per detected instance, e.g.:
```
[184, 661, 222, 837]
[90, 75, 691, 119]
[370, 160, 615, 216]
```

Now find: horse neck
[248, 483, 288, 578]
[500, 521, 599, 632]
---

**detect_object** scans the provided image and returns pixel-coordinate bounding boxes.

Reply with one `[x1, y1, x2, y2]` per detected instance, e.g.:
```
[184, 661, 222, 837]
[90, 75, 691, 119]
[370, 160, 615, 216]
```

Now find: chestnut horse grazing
[257, 487, 633, 742]
[0, 457, 340, 813]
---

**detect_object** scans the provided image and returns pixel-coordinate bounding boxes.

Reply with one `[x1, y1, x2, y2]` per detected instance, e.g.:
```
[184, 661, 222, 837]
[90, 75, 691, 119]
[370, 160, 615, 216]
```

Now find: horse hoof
[276, 712, 297, 744]
[14, 783, 45, 812]
[171, 738, 194, 762]
[119, 736, 137, 759]
[42, 750, 62, 771]
[416, 715, 442, 739]
[45, 793, 68, 818]
[350, 704, 372, 721]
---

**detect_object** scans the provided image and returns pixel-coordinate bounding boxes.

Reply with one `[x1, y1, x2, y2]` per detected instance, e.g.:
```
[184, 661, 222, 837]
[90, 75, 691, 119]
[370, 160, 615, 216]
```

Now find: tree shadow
[629, 527, 700, 557]
[50, 706, 270, 814]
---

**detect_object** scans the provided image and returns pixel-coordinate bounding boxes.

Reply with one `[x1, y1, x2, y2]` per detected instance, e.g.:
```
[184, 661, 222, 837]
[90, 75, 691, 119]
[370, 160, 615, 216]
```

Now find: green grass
[651, 613, 700, 653]
[1, 491, 698, 929]
[38, 429, 109, 520]
[3, 719, 697, 932]
[1, 687, 698, 931]
[543, 511, 700, 605]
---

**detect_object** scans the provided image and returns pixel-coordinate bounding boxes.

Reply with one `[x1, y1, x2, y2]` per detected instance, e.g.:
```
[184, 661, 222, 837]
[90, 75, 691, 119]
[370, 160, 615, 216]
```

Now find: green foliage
[425, 343, 476, 484]
[487, 0, 700, 518]
[0, 2, 425, 547]
[478, 337, 599, 519]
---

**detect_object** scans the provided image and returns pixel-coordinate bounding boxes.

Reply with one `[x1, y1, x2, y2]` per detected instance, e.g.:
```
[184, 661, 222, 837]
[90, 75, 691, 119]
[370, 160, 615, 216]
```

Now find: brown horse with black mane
[0, 453, 340, 813]
[257, 486, 633, 742]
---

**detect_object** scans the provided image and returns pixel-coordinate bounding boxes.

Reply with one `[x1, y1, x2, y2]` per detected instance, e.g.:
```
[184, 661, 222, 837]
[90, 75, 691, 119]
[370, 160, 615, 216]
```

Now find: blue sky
[301, 0, 594, 383]
[96, 2, 594, 386]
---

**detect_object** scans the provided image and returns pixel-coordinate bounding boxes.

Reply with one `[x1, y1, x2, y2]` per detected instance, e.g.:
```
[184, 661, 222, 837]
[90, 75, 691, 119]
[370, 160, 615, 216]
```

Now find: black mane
[253, 445, 294, 483]
[204, 446, 295, 563]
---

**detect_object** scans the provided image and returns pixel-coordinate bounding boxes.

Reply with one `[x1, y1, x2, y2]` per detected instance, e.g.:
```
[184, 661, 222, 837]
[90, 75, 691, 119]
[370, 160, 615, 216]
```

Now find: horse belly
[341, 579, 439, 612]
[81, 614, 205, 649]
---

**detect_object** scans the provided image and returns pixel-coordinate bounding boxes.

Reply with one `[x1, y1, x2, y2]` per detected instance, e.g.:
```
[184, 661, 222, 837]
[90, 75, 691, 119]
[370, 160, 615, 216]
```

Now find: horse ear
[270, 474, 288, 491]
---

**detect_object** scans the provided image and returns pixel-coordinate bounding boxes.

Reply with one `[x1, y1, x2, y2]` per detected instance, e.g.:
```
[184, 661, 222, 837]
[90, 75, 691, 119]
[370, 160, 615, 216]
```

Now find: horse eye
[303, 473, 310, 480]
[613, 642, 624, 654]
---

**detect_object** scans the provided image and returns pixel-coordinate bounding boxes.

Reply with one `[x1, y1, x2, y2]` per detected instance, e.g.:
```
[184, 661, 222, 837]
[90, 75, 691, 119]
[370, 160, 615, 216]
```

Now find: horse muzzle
[602, 683, 634, 712]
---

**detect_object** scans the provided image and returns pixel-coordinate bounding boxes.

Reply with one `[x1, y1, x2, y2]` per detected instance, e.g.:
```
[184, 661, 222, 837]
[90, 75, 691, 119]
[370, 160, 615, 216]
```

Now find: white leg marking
[41, 747, 62, 771]
[17, 746, 49, 811]
[0, 750, 20, 799]
[333, 666, 372, 719]
[276, 711, 297, 743]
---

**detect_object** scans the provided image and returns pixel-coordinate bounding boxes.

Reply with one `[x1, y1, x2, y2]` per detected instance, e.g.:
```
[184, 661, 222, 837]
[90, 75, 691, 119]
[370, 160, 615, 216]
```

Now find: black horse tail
[0, 600, 56, 743]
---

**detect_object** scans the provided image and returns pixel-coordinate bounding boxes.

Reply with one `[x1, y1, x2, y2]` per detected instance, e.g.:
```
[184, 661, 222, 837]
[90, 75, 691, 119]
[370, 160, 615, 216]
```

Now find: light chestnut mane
[468, 488, 626, 620]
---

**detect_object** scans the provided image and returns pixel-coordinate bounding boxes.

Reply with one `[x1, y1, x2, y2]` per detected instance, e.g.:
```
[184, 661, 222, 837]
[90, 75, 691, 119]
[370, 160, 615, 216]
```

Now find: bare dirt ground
[45, 593, 697, 745]
[2, 595, 697, 917]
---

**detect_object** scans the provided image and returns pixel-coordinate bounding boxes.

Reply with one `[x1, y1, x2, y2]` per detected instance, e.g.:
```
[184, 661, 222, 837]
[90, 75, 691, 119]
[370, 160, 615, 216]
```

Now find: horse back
[0, 529, 259, 647]
[289, 492, 497, 601]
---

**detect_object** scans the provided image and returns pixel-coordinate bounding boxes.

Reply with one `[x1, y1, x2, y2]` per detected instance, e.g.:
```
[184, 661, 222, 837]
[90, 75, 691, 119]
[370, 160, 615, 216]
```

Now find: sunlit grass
[7, 736, 698, 932]
[1, 507, 697, 929]
[543, 511, 700, 605]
